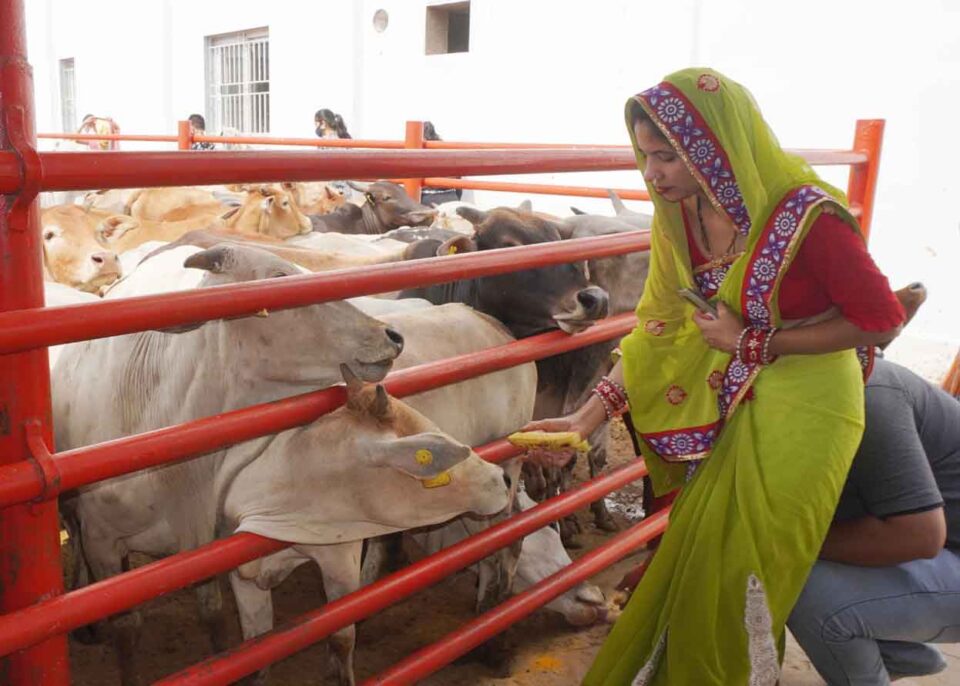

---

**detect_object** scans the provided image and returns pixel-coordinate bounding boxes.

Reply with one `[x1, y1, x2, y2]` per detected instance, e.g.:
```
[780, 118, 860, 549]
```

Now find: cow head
[337, 366, 510, 521]
[281, 181, 346, 215]
[40, 206, 122, 293]
[223, 366, 510, 547]
[347, 181, 437, 230]
[447, 206, 609, 337]
[221, 185, 312, 239]
[182, 244, 404, 386]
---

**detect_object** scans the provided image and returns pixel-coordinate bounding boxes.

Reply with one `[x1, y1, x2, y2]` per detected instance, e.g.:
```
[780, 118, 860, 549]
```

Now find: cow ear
[366, 433, 472, 481]
[259, 195, 276, 212]
[456, 206, 487, 226]
[96, 216, 139, 246]
[219, 205, 241, 221]
[183, 245, 234, 273]
[373, 385, 390, 418]
[516, 199, 533, 213]
[437, 235, 476, 256]
[324, 186, 340, 200]
[402, 208, 438, 226]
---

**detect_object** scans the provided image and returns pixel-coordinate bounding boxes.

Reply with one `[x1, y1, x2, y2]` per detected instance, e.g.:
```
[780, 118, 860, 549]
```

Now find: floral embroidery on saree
[644, 319, 666, 336]
[638, 83, 752, 237]
[665, 385, 688, 405]
[640, 185, 834, 460]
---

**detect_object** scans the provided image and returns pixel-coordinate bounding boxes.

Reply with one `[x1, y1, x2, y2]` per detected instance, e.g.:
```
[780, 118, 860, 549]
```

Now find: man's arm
[820, 507, 947, 566]
[820, 379, 946, 566]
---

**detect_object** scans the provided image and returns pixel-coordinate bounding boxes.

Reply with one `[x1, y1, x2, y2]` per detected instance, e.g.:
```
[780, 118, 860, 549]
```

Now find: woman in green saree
[524, 68, 905, 684]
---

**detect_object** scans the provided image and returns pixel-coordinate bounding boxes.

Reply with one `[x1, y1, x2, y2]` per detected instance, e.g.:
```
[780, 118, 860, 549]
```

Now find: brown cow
[96, 185, 311, 253]
[124, 187, 222, 221]
[310, 181, 437, 234]
[40, 206, 122, 293]
[282, 181, 346, 215]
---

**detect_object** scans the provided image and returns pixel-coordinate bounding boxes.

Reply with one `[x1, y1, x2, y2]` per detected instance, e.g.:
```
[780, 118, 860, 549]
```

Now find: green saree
[584, 69, 869, 685]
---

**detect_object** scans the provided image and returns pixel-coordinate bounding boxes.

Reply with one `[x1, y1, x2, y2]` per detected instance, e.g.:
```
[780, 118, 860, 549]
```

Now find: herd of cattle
[39, 179, 652, 684]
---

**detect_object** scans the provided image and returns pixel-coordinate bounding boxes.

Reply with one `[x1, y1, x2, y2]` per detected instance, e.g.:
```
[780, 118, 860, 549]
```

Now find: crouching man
[788, 357, 960, 685]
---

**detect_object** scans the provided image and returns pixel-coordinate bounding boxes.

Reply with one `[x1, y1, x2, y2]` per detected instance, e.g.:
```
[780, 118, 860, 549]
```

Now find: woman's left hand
[692, 302, 743, 354]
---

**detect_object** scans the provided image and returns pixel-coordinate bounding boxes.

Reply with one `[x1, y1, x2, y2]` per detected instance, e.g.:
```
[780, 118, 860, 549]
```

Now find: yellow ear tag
[415, 449, 433, 466]
[255, 309, 269, 318]
[448, 245, 459, 255]
[421, 471, 451, 489]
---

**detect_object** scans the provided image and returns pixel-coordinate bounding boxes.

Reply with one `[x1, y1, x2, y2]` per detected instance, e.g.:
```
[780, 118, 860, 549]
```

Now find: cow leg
[587, 434, 618, 533]
[228, 570, 274, 686]
[81, 528, 144, 686]
[556, 465, 583, 548]
[301, 542, 363, 686]
[359, 537, 389, 587]
[195, 577, 231, 654]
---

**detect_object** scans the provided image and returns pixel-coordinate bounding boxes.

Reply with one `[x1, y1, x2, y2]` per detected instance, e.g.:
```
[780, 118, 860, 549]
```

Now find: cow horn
[607, 189, 628, 215]
[455, 206, 488, 226]
[346, 181, 371, 193]
[516, 199, 533, 213]
[570, 206, 587, 215]
[183, 245, 234, 273]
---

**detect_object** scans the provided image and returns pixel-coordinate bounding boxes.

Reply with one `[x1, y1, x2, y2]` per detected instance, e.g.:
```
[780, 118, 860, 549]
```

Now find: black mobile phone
[677, 288, 718, 318]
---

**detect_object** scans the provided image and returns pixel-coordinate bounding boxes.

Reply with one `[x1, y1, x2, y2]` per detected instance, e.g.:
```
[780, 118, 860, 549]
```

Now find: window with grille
[59, 58, 76, 133]
[204, 28, 270, 134]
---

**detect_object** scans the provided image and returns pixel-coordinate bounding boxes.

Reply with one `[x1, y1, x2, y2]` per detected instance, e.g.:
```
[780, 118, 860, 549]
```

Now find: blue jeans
[788, 548, 960, 685]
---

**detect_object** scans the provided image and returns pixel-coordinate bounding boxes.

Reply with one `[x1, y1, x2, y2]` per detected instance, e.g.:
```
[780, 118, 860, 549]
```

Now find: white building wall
[21, 0, 960, 343]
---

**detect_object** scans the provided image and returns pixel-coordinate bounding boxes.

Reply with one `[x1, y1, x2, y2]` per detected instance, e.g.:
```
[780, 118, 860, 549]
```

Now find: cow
[96, 184, 311, 253]
[569, 189, 653, 230]
[309, 181, 437, 234]
[44, 282, 99, 369]
[282, 181, 346, 215]
[53, 244, 411, 685]
[397, 205, 642, 545]
[40, 205, 122, 293]
[124, 187, 222, 221]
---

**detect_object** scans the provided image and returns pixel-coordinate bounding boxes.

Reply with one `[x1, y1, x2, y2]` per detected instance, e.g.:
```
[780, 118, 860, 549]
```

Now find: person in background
[188, 113, 215, 150]
[788, 356, 960, 685]
[420, 121, 463, 206]
[76, 113, 120, 150]
[314, 108, 352, 139]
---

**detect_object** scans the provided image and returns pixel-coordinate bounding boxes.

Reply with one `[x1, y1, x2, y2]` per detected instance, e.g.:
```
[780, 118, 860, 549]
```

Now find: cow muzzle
[552, 286, 609, 334]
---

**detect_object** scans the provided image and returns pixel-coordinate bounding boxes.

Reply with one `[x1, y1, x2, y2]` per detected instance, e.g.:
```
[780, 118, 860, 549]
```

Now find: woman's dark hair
[422, 121, 440, 141]
[188, 113, 206, 131]
[629, 101, 666, 142]
[314, 108, 352, 139]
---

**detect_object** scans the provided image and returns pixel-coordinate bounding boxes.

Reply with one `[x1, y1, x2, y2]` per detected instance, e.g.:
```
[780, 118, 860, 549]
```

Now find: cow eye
[43, 230, 55, 241]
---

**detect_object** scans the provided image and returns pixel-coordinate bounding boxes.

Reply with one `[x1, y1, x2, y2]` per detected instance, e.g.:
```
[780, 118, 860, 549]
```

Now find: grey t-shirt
[834, 358, 960, 549]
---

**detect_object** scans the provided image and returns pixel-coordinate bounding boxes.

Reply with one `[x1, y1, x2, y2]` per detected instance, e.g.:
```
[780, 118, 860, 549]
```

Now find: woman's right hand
[517, 413, 596, 470]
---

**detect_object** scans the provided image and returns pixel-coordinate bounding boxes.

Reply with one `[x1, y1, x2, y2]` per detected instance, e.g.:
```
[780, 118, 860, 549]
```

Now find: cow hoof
[594, 512, 620, 532]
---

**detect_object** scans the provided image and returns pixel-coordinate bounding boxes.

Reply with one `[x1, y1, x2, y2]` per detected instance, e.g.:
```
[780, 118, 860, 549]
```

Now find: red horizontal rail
[193, 134, 405, 149]
[367, 508, 670, 685]
[155, 458, 651, 686]
[0, 231, 649, 354]
[0, 312, 638, 509]
[0, 434, 530, 658]
[0, 533, 288, 657]
[426, 177, 653, 202]
[37, 133, 177, 143]
[0, 148, 637, 193]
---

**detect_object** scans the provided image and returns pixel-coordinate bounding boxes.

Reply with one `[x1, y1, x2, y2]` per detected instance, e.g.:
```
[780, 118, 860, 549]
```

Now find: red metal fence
[1, 0, 887, 682]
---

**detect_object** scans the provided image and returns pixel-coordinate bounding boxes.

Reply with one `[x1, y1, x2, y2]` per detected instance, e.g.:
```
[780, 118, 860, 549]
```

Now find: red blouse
[684, 209, 904, 331]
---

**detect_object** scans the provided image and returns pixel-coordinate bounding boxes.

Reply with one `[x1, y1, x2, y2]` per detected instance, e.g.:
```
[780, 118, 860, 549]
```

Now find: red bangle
[591, 376, 628, 420]
[737, 327, 778, 366]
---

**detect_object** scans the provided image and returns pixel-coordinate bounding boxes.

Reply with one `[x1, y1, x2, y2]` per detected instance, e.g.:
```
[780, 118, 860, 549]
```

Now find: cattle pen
[0, 0, 899, 683]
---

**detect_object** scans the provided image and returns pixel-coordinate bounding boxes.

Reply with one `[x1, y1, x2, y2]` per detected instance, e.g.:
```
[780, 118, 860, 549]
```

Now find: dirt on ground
[68, 418, 958, 685]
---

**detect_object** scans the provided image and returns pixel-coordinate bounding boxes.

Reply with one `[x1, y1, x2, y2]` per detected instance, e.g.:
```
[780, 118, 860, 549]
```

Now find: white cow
[54, 245, 409, 685]
[43, 282, 99, 370]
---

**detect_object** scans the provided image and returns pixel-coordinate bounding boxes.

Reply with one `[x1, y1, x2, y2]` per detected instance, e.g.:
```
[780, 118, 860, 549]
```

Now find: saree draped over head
[584, 69, 868, 685]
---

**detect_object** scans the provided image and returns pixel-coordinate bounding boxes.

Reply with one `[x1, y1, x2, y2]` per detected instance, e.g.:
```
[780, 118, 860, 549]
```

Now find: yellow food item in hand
[507, 431, 590, 453]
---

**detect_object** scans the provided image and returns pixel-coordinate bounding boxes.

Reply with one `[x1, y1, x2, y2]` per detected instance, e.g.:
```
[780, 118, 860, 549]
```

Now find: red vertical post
[403, 120, 424, 202]
[846, 119, 884, 243]
[177, 119, 192, 150]
[0, 0, 70, 684]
